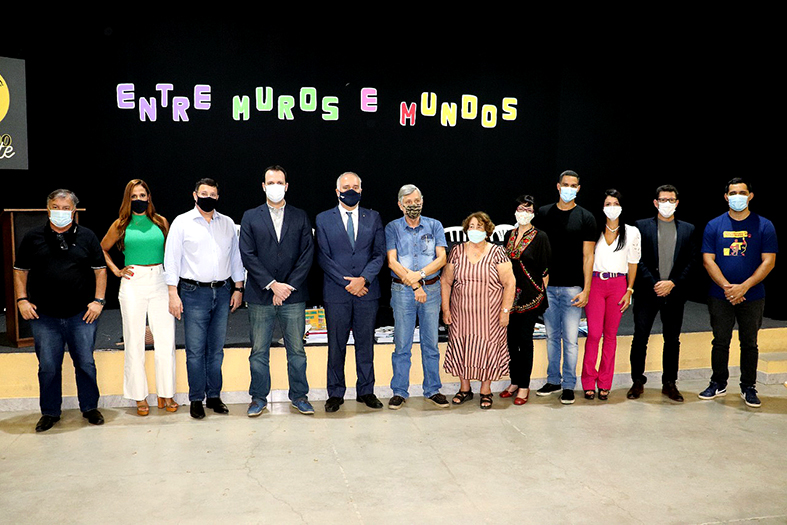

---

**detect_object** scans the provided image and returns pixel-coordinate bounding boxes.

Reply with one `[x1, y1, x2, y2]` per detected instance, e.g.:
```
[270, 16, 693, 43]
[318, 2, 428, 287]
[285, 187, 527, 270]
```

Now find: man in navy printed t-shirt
[699, 177, 778, 408]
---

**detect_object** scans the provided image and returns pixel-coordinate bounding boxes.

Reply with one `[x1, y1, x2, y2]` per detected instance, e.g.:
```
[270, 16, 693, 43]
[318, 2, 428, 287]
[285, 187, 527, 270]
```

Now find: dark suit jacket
[239, 203, 314, 305]
[634, 216, 697, 300]
[315, 206, 386, 303]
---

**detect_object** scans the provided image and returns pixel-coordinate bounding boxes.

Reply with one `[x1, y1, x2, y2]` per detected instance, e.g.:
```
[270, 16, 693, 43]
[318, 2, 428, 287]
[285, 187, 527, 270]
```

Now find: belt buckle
[600, 272, 609, 281]
[210, 281, 223, 288]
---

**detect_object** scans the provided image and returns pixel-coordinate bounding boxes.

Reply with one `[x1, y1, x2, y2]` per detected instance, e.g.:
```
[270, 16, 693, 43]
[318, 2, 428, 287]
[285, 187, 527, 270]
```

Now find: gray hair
[336, 172, 362, 190]
[46, 189, 79, 208]
[398, 184, 422, 203]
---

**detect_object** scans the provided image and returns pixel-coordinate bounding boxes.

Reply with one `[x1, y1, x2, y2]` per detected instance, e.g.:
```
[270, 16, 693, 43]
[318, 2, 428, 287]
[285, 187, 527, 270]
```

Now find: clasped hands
[723, 283, 748, 305]
[344, 276, 368, 297]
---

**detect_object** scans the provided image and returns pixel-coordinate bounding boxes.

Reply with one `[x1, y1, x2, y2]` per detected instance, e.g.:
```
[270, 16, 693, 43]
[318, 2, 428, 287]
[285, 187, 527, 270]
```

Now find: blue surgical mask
[728, 194, 749, 212]
[467, 229, 486, 243]
[49, 209, 73, 228]
[560, 186, 578, 202]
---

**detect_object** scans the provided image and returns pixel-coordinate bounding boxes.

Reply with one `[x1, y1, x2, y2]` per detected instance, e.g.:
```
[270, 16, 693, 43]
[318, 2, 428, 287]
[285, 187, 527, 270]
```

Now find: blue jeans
[542, 286, 583, 389]
[30, 311, 100, 416]
[248, 302, 309, 402]
[390, 281, 442, 398]
[181, 281, 231, 401]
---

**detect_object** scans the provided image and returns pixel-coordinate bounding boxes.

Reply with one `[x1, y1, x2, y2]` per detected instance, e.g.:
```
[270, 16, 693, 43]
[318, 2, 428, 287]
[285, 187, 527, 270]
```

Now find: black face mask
[196, 196, 218, 213]
[131, 200, 149, 214]
[339, 189, 361, 207]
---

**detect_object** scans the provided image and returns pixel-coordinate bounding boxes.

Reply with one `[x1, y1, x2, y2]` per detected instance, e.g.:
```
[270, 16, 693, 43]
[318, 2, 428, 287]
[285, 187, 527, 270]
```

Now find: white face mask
[658, 201, 676, 218]
[603, 206, 622, 220]
[265, 184, 286, 204]
[515, 210, 534, 226]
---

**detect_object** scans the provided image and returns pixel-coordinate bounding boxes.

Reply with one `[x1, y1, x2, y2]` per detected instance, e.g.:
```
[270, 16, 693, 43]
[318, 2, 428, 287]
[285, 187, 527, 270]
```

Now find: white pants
[119, 264, 176, 400]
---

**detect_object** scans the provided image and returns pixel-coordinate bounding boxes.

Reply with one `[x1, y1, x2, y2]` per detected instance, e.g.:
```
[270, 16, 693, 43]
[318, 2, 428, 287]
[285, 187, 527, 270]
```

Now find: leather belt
[393, 276, 440, 286]
[180, 278, 228, 288]
[593, 272, 625, 280]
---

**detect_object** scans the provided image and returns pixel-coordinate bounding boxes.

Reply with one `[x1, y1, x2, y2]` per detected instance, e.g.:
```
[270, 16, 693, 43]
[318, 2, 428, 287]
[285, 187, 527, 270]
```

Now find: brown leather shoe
[626, 382, 644, 399]
[662, 382, 684, 402]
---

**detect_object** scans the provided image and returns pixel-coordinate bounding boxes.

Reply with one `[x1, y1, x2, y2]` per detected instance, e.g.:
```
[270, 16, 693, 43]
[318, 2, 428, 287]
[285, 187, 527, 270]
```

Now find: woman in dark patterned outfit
[500, 195, 551, 405]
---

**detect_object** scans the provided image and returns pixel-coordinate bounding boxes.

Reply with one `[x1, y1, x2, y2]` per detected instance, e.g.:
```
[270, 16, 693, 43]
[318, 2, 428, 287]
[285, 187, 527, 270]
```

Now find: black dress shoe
[35, 415, 60, 432]
[82, 409, 104, 425]
[206, 397, 229, 414]
[662, 382, 684, 402]
[325, 397, 344, 413]
[626, 382, 644, 399]
[190, 401, 206, 419]
[356, 393, 383, 409]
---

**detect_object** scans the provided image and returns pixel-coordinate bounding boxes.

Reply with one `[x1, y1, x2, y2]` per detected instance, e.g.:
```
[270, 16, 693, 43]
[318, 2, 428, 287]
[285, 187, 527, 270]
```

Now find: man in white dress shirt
[165, 178, 246, 419]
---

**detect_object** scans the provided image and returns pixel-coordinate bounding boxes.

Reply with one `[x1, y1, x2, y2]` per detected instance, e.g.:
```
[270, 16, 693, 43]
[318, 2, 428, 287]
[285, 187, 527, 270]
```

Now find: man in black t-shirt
[13, 189, 108, 432]
[533, 171, 597, 404]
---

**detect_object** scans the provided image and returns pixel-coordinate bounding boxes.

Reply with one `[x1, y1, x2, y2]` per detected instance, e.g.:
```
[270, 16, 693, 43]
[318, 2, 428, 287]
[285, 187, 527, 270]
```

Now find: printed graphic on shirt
[722, 230, 749, 257]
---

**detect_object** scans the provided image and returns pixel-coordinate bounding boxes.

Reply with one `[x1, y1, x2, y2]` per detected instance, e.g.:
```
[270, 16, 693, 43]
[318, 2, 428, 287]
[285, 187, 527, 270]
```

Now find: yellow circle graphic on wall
[0, 72, 10, 123]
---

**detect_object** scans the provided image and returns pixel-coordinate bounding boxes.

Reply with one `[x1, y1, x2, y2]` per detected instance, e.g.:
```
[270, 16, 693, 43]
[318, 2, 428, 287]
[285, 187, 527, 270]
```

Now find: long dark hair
[116, 179, 169, 252]
[598, 188, 627, 252]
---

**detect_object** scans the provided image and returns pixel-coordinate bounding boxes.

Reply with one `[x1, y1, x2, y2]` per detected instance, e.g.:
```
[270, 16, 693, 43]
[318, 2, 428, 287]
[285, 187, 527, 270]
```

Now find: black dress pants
[629, 293, 686, 385]
[506, 310, 539, 387]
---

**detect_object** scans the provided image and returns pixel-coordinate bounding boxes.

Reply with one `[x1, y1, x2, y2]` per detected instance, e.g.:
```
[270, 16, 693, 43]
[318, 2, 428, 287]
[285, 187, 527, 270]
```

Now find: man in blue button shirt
[385, 184, 449, 409]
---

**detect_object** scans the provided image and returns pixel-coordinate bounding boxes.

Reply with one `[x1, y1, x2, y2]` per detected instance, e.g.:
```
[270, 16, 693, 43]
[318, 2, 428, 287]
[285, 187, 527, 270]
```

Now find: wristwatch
[233, 286, 245, 293]
[419, 270, 426, 280]
[94, 298, 106, 305]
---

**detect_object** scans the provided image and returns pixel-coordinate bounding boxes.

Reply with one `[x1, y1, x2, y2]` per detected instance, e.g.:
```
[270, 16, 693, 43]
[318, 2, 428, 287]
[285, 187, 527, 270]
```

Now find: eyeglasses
[56, 233, 69, 250]
[657, 198, 677, 204]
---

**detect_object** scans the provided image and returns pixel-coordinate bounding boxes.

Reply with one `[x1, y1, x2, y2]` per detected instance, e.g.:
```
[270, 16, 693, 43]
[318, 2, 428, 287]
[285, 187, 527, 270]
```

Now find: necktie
[346, 212, 355, 249]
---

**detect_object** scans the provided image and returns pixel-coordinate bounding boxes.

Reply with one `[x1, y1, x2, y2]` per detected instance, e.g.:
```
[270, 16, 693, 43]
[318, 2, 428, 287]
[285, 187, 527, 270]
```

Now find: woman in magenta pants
[582, 189, 641, 400]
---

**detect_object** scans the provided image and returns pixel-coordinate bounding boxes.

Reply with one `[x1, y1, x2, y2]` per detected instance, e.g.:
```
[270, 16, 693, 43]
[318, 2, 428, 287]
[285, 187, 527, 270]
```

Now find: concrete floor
[1, 379, 786, 524]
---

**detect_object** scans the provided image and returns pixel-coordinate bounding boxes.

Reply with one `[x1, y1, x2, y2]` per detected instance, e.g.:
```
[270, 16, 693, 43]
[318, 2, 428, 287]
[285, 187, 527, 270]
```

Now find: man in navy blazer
[628, 184, 697, 402]
[239, 165, 315, 417]
[316, 172, 386, 412]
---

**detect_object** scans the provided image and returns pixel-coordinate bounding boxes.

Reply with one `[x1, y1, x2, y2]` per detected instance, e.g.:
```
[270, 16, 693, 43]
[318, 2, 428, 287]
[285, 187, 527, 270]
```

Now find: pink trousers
[582, 275, 626, 391]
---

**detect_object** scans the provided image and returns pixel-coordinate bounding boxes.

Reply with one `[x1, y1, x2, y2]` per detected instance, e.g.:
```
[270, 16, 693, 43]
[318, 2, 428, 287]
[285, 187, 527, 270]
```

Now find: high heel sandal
[136, 400, 149, 416]
[157, 397, 178, 412]
[499, 385, 518, 398]
[584, 390, 596, 400]
[598, 389, 610, 401]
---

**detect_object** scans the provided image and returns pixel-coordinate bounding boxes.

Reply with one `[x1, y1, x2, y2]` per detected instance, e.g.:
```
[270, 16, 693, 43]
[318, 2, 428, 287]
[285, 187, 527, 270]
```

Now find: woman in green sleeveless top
[101, 180, 177, 416]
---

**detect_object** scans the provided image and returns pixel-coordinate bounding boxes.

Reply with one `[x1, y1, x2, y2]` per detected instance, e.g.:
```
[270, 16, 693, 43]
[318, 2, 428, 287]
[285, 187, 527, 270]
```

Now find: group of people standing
[13, 169, 778, 433]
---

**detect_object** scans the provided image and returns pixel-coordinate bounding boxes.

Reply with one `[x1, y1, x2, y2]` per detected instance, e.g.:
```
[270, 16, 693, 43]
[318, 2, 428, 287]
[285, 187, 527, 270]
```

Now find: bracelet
[626, 287, 634, 294]
[16, 297, 28, 303]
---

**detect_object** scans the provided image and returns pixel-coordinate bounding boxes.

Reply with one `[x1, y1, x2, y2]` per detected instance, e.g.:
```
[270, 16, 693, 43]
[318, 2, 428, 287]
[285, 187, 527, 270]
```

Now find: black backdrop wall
[2, 16, 783, 319]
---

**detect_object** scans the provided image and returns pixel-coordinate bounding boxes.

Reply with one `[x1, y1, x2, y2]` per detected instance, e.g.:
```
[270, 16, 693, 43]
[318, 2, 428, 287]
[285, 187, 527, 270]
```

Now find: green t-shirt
[123, 214, 165, 265]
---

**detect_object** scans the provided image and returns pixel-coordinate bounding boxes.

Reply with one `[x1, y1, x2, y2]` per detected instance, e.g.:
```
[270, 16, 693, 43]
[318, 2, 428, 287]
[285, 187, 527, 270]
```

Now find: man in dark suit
[239, 165, 315, 416]
[315, 172, 386, 412]
[628, 184, 697, 402]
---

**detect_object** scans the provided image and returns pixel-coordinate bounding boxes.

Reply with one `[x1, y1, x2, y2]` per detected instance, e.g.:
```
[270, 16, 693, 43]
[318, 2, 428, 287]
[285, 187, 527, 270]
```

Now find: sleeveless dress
[443, 243, 510, 381]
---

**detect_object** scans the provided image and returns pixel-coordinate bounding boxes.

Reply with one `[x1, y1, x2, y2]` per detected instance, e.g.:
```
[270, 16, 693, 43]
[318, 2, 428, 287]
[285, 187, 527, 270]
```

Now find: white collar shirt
[164, 207, 246, 286]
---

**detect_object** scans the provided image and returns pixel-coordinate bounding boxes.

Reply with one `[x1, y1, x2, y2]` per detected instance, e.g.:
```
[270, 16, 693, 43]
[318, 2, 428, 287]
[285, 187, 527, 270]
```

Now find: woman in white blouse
[581, 189, 641, 400]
